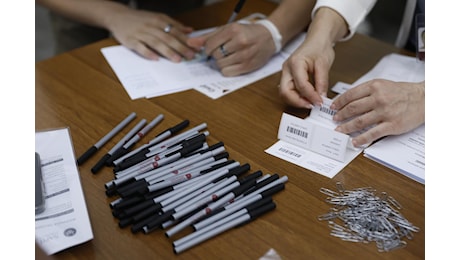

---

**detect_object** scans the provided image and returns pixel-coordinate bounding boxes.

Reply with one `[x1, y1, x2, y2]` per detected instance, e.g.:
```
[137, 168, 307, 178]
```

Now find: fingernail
[172, 55, 182, 63]
[186, 51, 195, 59]
[352, 139, 360, 148]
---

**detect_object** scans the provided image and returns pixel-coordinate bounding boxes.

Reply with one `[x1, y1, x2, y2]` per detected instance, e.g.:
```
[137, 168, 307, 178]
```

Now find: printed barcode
[279, 147, 301, 158]
[320, 106, 336, 116]
[287, 126, 308, 139]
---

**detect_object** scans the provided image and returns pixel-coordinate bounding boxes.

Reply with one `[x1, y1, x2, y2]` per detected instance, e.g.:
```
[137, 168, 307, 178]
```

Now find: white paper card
[266, 109, 363, 178]
[277, 113, 348, 162]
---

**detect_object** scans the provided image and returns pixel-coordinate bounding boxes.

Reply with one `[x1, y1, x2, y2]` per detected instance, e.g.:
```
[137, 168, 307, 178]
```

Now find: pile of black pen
[76, 112, 288, 254]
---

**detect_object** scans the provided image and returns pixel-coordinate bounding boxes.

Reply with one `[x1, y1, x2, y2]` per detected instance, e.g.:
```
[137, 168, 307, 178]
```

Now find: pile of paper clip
[318, 182, 419, 252]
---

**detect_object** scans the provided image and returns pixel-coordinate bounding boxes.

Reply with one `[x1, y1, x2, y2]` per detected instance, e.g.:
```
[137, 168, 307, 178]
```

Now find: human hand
[278, 36, 335, 109]
[107, 8, 198, 62]
[331, 79, 425, 147]
[187, 22, 276, 76]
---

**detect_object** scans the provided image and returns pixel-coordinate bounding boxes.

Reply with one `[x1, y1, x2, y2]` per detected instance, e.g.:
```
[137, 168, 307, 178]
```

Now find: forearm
[305, 7, 348, 47]
[36, 0, 131, 29]
[267, 0, 315, 46]
[312, 0, 377, 41]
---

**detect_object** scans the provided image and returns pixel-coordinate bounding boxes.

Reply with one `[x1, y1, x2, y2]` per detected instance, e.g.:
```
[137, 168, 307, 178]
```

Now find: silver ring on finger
[163, 24, 173, 33]
[219, 44, 229, 57]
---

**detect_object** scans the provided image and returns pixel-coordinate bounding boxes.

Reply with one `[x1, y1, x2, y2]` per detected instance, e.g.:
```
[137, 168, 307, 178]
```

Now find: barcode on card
[320, 106, 336, 116]
[287, 126, 308, 139]
[278, 147, 301, 158]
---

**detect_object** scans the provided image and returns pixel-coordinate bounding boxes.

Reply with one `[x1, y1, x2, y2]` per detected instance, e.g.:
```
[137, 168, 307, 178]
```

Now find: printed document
[364, 124, 425, 184]
[101, 28, 306, 100]
[35, 128, 93, 255]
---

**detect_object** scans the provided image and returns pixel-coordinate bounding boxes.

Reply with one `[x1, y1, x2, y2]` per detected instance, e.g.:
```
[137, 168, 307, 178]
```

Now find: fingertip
[145, 52, 159, 60]
[187, 37, 203, 47]
[351, 138, 361, 148]
[330, 103, 337, 110]
[170, 54, 182, 63]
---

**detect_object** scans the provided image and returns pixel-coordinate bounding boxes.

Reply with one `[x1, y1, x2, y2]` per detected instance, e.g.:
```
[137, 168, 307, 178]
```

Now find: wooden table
[35, 0, 424, 259]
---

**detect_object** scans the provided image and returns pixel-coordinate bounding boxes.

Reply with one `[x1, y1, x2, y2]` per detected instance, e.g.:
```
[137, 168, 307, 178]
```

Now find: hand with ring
[187, 22, 278, 76]
[219, 44, 230, 57]
[106, 7, 199, 62]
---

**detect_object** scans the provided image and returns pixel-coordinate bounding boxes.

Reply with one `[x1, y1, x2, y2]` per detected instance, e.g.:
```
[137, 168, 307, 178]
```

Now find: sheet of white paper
[101, 46, 193, 99]
[101, 28, 306, 100]
[35, 128, 93, 255]
[364, 124, 425, 184]
[265, 140, 362, 178]
[331, 53, 425, 94]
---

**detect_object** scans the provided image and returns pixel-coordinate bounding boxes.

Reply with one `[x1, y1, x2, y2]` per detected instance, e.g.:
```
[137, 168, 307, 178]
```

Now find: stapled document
[35, 128, 93, 255]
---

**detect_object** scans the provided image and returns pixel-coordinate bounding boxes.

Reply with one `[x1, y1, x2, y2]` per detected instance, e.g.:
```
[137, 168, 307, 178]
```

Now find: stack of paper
[35, 128, 94, 255]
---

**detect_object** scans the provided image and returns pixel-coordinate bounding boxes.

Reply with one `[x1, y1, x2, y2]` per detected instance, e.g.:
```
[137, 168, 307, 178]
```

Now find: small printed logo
[64, 228, 77, 237]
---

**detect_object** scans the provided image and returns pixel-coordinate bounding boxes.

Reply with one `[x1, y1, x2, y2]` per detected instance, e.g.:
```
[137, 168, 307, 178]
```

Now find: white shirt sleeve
[312, 0, 377, 41]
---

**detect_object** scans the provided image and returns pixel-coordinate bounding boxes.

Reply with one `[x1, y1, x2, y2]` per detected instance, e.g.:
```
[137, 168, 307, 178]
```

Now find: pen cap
[245, 197, 273, 212]
[226, 163, 250, 178]
[238, 170, 263, 183]
[237, 201, 276, 227]
[145, 209, 175, 230]
[231, 179, 257, 197]
[91, 153, 111, 174]
[259, 183, 285, 198]
[213, 152, 229, 161]
[200, 160, 235, 174]
[243, 174, 279, 196]
[205, 141, 224, 151]
[77, 146, 98, 165]
[167, 138, 205, 157]
[157, 120, 190, 137]
[115, 147, 150, 170]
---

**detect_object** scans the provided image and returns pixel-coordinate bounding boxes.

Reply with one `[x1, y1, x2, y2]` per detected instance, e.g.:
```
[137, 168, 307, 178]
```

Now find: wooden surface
[35, 0, 424, 259]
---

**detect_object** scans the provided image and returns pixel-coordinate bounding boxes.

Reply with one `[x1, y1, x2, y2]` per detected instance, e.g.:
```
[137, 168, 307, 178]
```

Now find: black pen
[227, 0, 246, 23]
[206, 0, 247, 61]
[77, 112, 136, 165]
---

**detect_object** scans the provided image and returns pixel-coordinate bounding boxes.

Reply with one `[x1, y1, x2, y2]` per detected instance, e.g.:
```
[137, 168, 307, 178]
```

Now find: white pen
[173, 200, 276, 254]
[106, 114, 164, 165]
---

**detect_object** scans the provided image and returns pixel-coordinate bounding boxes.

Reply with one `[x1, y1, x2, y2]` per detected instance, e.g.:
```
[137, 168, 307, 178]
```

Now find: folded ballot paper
[35, 128, 93, 255]
[265, 98, 365, 178]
